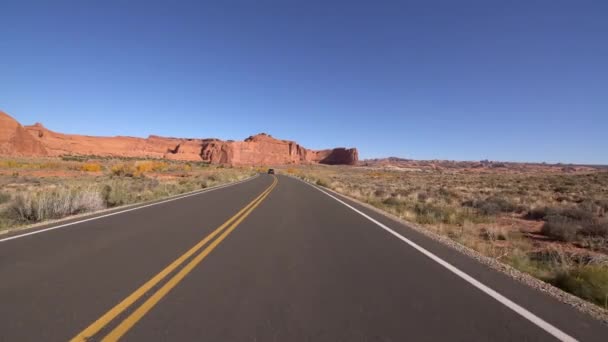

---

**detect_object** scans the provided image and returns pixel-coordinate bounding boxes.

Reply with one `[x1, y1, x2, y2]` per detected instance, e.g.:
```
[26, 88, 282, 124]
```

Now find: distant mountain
[0, 111, 358, 166]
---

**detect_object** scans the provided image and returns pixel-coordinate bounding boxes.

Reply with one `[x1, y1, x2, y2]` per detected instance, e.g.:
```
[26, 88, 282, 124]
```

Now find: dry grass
[283, 164, 608, 308]
[0, 157, 256, 230]
[10, 186, 104, 222]
[80, 162, 103, 172]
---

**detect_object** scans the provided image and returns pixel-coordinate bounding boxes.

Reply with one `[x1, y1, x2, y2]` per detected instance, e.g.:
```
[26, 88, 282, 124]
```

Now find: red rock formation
[199, 133, 358, 166]
[312, 148, 359, 165]
[0, 111, 47, 156]
[1, 112, 358, 165]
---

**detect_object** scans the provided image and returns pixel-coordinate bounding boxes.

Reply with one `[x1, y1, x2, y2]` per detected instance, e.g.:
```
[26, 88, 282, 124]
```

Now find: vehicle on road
[267, 168, 275, 174]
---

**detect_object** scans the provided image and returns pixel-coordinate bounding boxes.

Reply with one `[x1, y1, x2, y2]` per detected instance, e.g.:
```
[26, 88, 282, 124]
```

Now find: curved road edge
[290, 174, 608, 341]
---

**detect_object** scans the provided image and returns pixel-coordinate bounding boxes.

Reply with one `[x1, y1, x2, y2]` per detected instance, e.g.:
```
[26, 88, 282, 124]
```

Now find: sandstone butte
[0, 111, 358, 166]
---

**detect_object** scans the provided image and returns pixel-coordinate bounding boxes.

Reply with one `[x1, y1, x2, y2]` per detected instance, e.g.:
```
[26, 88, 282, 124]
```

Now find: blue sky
[1, 1, 606, 164]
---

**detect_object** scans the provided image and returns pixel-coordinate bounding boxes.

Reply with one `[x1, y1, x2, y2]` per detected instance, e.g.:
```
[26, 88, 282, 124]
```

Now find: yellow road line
[70, 176, 277, 342]
[102, 177, 277, 341]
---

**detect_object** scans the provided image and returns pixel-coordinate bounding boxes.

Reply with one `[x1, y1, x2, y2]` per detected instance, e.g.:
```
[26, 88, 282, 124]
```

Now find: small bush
[10, 187, 105, 222]
[101, 184, 113, 206]
[550, 266, 608, 307]
[255, 166, 267, 173]
[480, 227, 508, 241]
[580, 220, 608, 238]
[526, 206, 593, 222]
[111, 163, 137, 177]
[382, 197, 402, 206]
[541, 215, 581, 242]
[526, 207, 556, 220]
[316, 178, 329, 187]
[0, 192, 11, 204]
[473, 196, 517, 216]
[413, 203, 457, 225]
[135, 161, 168, 174]
[80, 162, 102, 172]
[374, 189, 388, 197]
[596, 199, 608, 212]
[560, 207, 594, 222]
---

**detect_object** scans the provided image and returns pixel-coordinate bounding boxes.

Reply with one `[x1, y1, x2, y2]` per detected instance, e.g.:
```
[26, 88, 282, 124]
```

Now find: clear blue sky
[1, 1, 606, 164]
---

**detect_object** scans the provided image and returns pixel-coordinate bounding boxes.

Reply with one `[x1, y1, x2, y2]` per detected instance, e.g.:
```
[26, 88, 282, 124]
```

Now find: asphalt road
[0, 174, 606, 341]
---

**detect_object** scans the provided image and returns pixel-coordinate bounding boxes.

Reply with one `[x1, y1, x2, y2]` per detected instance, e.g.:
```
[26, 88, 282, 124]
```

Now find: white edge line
[0, 174, 260, 243]
[298, 178, 577, 342]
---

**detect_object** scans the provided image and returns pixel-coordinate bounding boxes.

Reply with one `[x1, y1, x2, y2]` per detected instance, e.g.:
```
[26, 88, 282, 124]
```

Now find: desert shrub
[0, 214, 12, 230]
[480, 227, 508, 241]
[10, 187, 104, 222]
[550, 266, 608, 307]
[508, 250, 548, 279]
[62, 155, 87, 162]
[135, 161, 168, 174]
[111, 163, 137, 177]
[80, 162, 102, 172]
[560, 206, 595, 222]
[0, 192, 11, 204]
[255, 166, 267, 173]
[198, 177, 210, 189]
[417, 192, 429, 202]
[202, 172, 231, 187]
[596, 199, 608, 212]
[526, 207, 558, 220]
[553, 186, 569, 193]
[101, 179, 155, 206]
[382, 197, 402, 206]
[0, 160, 20, 168]
[374, 189, 388, 197]
[541, 215, 581, 242]
[101, 184, 113, 205]
[414, 203, 457, 224]
[580, 220, 608, 238]
[316, 178, 329, 187]
[473, 196, 518, 216]
[526, 206, 594, 222]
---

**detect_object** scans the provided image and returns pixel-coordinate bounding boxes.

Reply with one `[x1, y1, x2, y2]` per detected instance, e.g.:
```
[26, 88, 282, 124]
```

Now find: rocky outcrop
[313, 148, 359, 165]
[1, 112, 358, 165]
[23, 124, 208, 161]
[199, 133, 358, 165]
[0, 111, 47, 156]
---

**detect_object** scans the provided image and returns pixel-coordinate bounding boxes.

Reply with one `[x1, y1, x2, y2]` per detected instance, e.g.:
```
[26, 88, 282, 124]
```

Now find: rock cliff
[200, 133, 358, 165]
[0, 111, 358, 165]
[0, 111, 48, 156]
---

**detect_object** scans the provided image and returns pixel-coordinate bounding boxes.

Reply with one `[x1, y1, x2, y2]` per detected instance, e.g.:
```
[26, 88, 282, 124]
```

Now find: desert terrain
[1, 110, 607, 317]
[282, 161, 608, 309]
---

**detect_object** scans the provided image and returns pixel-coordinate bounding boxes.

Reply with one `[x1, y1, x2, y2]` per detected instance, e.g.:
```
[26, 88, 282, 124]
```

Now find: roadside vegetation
[0, 157, 255, 231]
[284, 165, 608, 309]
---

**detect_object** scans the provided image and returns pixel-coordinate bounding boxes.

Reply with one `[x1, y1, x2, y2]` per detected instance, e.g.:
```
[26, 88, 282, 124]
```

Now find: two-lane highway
[0, 174, 606, 341]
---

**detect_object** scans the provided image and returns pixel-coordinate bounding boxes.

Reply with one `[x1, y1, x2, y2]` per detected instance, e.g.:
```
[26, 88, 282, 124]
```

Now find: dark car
[267, 168, 275, 174]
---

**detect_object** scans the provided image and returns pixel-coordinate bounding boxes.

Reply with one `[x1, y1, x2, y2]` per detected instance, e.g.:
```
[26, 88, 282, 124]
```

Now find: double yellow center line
[71, 175, 278, 341]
